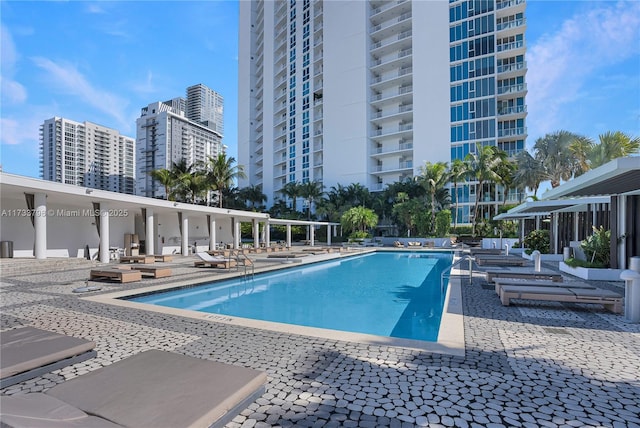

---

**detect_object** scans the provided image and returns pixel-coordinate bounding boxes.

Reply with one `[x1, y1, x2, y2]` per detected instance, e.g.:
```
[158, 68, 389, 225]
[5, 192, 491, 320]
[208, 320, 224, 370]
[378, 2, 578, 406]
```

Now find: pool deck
[1, 248, 639, 427]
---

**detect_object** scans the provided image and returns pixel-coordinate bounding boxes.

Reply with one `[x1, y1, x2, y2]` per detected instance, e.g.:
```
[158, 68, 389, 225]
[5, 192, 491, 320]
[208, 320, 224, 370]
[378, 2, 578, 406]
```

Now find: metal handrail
[441, 254, 474, 293]
[234, 251, 254, 279]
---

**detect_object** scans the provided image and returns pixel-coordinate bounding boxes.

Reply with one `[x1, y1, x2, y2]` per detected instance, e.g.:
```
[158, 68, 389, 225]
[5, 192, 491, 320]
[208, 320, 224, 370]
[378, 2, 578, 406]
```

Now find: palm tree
[279, 181, 301, 213]
[169, 159, 198, 202]
[205, 154, 246, 208]
[239, 185, 267, 211]
[494, 157, 517, 206]
[533, 130, 584, 188]
[568, 135, 594, 176]
[589, 131, 640, 168]
[299, 180, 324, 220]
[345, 183, 371, 208]
[341, 206, 378, 236]
[148, 168, 174, 200]
[465, 144, 504, 235]
[417, 161, 449, 229]
[448, 158, 467, 230]
[514, 150, 546, 198]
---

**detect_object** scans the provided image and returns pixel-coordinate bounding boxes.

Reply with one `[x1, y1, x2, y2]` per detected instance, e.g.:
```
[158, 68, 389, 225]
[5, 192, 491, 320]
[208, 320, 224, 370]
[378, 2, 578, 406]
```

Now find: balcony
[370, 11, 412, 40]
[497, 39, 524, 54]
[371, 141, 413, 156]
[497, 127, 527, 138]
[496, 18, 526, 33]
[497, 83, 527, 96]
[497, 60, 527, 75]
[497, 105, 527, 117]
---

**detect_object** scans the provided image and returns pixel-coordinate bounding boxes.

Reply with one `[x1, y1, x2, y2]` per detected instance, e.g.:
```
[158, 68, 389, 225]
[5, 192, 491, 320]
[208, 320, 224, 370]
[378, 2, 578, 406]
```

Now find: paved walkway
[1, 252, 639, 427]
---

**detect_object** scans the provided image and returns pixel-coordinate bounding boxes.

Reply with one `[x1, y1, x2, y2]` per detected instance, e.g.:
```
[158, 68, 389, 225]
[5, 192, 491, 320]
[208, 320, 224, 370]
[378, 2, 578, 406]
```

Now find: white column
[327, 224, 332, 246]
[209, 217, 217, 250]
[234, 220, 241, 249]
[552, 213, 559, 254]
[34, 192, 47, 259]
[310, 225, 315, 246]
[253, 219, 259, 248]
[286, 224, 292, 248]
[99, 203, 110, 263]
[146, 209, 154, 256]
[265, 220, 270, 247]
[181, 214, 189, 255]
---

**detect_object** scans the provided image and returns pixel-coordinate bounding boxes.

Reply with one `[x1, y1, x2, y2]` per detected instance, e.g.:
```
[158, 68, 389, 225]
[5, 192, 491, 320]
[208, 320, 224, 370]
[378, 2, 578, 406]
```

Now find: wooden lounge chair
[493, 278, 596, 295]
[485, 268, 563, 283]
[119, 255, 155, 264]
[116, 265, 172, 279]
[470, 248, 503, 256]
[499, 285, 623, 313]
[90, 268, 142, 283]
[153, 254, 173, 262]
[0, 327, 97, 388]
[0, 350, 267, 428]
[194, 252, 237, 269]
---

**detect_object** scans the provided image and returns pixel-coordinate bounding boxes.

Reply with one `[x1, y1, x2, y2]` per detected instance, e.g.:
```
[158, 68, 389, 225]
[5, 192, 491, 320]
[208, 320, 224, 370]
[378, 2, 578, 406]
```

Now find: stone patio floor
[1, 251, 639, 427]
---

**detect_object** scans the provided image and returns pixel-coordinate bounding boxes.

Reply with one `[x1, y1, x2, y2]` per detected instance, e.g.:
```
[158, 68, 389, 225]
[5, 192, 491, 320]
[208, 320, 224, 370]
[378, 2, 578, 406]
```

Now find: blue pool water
[129, 252, 453, 342]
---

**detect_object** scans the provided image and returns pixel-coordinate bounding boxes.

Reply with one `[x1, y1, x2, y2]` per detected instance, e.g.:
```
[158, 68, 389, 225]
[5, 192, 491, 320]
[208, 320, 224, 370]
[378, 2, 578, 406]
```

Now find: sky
[1, 0, 639, 180]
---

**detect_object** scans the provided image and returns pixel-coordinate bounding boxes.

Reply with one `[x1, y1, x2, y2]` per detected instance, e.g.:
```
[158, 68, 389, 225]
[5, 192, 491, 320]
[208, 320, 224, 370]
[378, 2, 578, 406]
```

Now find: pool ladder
[235, 252, 254, 279]
[440, 254, 474, 293]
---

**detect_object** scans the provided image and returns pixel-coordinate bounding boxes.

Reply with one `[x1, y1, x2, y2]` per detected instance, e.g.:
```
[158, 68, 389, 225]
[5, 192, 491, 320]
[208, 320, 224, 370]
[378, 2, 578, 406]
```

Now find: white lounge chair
[194, 252, 236, 269]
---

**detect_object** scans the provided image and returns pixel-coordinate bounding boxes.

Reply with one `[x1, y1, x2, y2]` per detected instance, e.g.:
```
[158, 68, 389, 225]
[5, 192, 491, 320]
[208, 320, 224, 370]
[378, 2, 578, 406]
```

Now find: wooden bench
[119, 255, 155, 264]
[153, 255, 173, 262]
[117, 265, 172, 278]
[90, 268, 142, 283]
[485, 269, 563, 283]
[499, 285, 623, 313]
[476, 257, 530, 267]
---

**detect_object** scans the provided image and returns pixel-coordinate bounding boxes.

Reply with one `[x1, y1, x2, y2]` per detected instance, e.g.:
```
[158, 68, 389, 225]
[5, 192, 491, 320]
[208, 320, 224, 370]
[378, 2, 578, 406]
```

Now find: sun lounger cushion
[47, 350, 267, 428]
[0, 327, 96, 388]
[0, 393, 122, 427]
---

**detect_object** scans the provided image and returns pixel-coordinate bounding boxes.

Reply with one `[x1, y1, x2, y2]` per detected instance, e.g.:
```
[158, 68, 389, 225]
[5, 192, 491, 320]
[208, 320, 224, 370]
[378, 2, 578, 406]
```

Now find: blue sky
[1, 1, 639, 179]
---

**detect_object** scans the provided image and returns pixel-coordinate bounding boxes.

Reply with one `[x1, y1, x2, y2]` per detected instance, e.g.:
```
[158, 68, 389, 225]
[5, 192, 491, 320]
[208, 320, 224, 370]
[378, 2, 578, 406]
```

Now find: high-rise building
[135, 98, 223, 199]
[39, 117, 135, 194]
[186, 83, 224, 135]
[238, 0, 527, 223]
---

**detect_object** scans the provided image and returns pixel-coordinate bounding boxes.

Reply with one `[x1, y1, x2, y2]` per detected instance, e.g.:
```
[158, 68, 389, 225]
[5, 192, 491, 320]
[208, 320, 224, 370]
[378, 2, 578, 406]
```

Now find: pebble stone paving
[0, 254, 639, 428]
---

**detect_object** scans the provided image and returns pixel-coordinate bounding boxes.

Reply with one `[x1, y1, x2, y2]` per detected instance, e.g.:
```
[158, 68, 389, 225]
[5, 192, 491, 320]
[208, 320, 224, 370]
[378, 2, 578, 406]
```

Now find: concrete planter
[521, 251, 564, 262]
[559, 261, 624, 281]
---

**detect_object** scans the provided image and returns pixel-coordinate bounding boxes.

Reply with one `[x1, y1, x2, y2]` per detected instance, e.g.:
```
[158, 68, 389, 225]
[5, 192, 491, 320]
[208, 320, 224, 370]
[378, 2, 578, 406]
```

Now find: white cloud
[31, 57, 131, 131]
[0, 25, 27, 105]
[526, 1, 640, 143]
[131, 70, 157, 95]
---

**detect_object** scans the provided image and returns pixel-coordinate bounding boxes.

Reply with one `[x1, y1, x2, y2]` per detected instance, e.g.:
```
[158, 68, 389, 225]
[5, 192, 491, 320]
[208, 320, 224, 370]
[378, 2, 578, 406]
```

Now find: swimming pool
[129, 252, 454, 342]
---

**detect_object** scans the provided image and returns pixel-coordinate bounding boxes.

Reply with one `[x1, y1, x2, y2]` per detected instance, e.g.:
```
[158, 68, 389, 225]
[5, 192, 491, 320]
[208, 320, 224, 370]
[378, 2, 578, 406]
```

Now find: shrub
[435, 210, 451, 237]
[564, 257, 608, 269]
[523, 230, 550, 254]
[581, 226, 610, 267]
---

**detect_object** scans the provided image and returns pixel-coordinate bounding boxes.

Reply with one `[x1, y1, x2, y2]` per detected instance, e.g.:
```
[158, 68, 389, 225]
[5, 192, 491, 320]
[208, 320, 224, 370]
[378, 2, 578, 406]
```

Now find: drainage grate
[543, 327, 571, 335]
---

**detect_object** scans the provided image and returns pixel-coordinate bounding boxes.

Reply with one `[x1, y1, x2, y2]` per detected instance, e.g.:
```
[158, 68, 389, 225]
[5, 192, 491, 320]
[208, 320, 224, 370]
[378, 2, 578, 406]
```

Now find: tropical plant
[279, 181, 301, 213]
[435, 210, 451, 237]
[148, 168, 174, 200]
[417, 161, 450, 229]
[523, 229, 550, 254]
[341, 206, 378, 238]
[588, 131, 640, 169]
[513, 151, 546, 197]
[299, 180, 324, 220]
[533, 130, 585, 188]
[465, 144, 505, 235]
[494, 156, 517, 206]
[580, 226, 611, 267]
[205, 153, 246, 208]
[448, 158, 467, 229]
[238, 185, 267, 211]
[168, 159, 203, 203]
